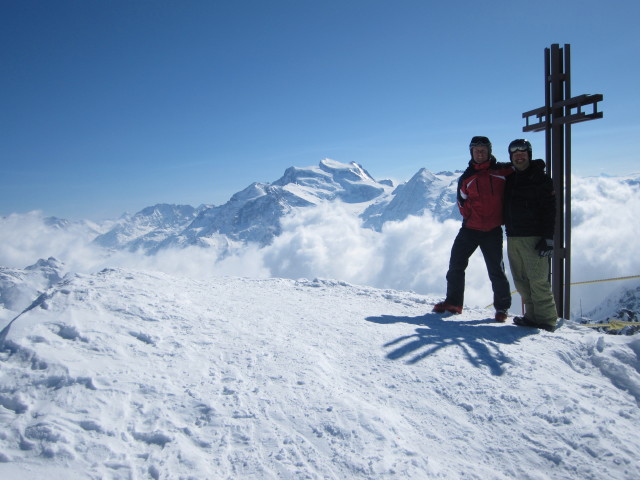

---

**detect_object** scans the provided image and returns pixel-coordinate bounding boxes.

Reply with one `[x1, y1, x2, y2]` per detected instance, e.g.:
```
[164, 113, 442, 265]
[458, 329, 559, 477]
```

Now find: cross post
[522, 44, 603, 320]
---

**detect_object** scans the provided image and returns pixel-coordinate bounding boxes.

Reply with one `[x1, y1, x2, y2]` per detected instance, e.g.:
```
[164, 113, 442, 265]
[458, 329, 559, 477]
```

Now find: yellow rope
[569, 274, 640, 286]
[485, 274, 640, 309]
[579, 320, 640, 330]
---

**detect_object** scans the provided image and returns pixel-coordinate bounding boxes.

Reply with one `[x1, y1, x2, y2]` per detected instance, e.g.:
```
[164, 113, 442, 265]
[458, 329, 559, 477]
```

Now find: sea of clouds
[1, 175, 639, 316]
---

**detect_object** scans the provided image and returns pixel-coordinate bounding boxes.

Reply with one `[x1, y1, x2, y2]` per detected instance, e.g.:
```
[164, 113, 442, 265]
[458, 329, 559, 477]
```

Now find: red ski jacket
[457, 157, 514, 232]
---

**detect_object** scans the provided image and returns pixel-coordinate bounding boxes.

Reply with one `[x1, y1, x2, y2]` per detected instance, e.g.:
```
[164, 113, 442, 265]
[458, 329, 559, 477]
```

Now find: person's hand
[535, 238, 553, 257]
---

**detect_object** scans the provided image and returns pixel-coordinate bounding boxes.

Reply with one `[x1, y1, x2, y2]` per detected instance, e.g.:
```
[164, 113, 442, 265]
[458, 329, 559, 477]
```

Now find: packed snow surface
[1, 269, 639, 479]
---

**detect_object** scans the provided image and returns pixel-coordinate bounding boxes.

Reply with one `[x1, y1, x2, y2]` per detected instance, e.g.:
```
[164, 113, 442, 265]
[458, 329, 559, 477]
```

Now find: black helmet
[508, 139, 532, 159]
[469, 136, 492, 156]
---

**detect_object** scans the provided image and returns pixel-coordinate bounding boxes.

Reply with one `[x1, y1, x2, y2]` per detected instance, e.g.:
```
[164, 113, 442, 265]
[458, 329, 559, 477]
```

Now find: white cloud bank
[2, 174, 639, 316]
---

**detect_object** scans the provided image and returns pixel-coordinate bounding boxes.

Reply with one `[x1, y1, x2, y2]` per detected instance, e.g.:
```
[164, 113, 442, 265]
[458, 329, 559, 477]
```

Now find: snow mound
[0, 269, 639, 479]
[0, 257, 66, 313]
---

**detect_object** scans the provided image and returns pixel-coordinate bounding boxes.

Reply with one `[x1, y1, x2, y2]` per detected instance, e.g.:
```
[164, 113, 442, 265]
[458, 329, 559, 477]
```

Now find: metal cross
[521, 43, 603, 320]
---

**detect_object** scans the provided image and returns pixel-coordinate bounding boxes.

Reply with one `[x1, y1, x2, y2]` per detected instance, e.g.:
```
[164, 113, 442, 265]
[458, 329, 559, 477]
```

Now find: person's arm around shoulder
[494, 161, 515, 177]
[530, 159, 547, 170]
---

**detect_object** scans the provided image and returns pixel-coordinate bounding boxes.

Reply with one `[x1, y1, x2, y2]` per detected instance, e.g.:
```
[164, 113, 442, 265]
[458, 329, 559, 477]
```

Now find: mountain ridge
[90, 159, 462, 252]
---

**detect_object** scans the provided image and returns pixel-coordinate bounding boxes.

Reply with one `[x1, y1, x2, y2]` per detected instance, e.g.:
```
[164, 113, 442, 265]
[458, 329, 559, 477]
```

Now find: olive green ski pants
[507, 236, 558, 326]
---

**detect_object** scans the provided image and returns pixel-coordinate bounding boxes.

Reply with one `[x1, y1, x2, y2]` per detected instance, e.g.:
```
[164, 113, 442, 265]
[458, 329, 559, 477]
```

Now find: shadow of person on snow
[366, 313, 535, 376]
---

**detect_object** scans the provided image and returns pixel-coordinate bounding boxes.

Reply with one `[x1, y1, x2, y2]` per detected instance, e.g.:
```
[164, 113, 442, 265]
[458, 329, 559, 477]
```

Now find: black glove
[535, 238, 553, 257]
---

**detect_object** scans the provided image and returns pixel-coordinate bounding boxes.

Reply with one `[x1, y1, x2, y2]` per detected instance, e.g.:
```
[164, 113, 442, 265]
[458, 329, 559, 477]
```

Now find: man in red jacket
[433, 136, 513, 322]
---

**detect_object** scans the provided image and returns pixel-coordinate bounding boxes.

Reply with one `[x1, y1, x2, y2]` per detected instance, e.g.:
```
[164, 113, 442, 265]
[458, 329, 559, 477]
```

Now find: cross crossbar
[553, 93, 603, 125]
[522, 106, 549, 132]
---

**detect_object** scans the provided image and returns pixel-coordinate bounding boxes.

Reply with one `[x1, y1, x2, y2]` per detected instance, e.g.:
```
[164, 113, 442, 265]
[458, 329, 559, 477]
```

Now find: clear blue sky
[2, 0, 639, 220]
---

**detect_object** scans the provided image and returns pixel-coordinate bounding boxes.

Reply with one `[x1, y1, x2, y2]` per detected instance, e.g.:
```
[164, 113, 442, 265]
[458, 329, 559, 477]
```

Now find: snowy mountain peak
[24, 256, 64, 273]
[92, 203, 200, 251]
[361, 168, 461, 230]
[273, 159, 382, 200]
[43, 216, 71, 230]
[413, 167, 438, 182]
[228, 182, 269, 204]
[318, 158, 376, 183]
[135, 203, 197, 221]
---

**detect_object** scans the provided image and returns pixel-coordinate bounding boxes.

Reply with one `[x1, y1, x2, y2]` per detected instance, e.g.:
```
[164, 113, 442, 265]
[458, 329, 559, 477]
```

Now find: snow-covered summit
[0, 268, 639, 479]
[273, 159, 385, 204]
[361, 168, 461, 230]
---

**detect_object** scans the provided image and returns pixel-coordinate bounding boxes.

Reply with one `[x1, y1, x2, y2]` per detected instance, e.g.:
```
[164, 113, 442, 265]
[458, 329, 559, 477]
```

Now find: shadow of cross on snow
[366, 313, 535, 376]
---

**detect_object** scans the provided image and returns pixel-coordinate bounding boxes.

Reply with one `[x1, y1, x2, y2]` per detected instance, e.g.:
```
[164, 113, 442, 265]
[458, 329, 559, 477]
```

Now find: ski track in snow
[0, 269, 639, 479]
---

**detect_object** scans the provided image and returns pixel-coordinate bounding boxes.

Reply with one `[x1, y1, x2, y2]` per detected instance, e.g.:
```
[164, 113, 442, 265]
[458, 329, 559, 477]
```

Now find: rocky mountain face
[582, 281, 640, 335]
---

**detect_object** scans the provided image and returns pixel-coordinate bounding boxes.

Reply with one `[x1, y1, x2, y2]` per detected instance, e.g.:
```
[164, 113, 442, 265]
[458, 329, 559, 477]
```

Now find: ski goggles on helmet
[469, 136, 491, 148]
[508, 139, 531, 153]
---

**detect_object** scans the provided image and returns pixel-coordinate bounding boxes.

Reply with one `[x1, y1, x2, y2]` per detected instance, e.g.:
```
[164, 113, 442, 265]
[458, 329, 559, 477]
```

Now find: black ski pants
[445, 226, 511, 311]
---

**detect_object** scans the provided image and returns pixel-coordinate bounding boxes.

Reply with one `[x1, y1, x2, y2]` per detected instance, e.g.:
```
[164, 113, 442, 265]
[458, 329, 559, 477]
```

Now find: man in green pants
[503, 139, 558, 332]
